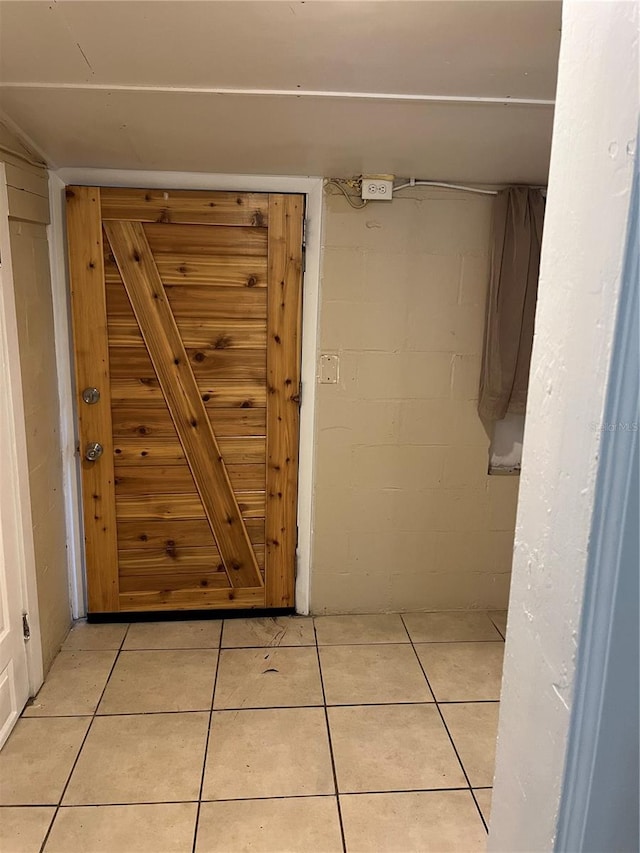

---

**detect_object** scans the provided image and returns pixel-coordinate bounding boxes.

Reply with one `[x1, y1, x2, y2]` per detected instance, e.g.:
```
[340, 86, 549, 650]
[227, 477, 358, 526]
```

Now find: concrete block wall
[310, 187, 519, 613]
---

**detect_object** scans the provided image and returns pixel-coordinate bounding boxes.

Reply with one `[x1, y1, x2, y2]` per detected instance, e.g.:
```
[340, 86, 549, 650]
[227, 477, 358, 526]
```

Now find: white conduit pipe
[395, 180, 547, 196]
[394, 180, 498, 196]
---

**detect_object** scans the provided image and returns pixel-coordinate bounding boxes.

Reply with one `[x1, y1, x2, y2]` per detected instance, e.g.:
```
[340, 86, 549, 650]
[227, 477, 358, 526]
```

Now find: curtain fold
[478, 186, 546, 422]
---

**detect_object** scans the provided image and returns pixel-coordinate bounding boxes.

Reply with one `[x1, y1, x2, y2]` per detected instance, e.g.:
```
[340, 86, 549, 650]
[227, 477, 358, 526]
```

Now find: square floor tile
[213, 647, 322, 709]
[98, 650, 217, 714]
[315, 614, 408, 645]
[474, 789, 493, 825]
[222, 616, 315, 648]
[403, 612, 502, 643]
[62, 621, 129, 651]
[202, 707, 334, 799]
[415, 642, 504, 701]
[44, 803, 198, 853]
[441, 703, 500, 787]
[340, 790, 486, 852]
[328, 704, 465, 793]
[0, 718, 90, 805]
[196, 797, 343, 853]
[0, 807, 55, 853]
[63, 712, 209, 804]
[23, 651, 117, 717]
[123, 619, 221, 650]
[320, 644, 433, 705]
[489, 611, 508, 638]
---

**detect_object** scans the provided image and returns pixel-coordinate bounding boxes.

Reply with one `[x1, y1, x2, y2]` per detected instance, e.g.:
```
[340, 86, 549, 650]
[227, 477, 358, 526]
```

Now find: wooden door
[66, 187, 304, 614]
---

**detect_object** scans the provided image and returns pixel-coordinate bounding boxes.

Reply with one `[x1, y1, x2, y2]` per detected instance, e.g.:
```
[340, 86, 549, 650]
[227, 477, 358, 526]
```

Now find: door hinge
[22, 613, 31, 641]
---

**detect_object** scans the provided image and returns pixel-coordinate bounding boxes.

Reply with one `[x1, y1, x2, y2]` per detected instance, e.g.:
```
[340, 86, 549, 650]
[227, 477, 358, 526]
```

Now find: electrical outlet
[319, 354, 339, 384]
[361, 177, 394, 201]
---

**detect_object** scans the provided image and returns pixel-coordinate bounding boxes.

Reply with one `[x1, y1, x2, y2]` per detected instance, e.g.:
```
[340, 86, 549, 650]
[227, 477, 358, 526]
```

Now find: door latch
[85, 442, 104, 462]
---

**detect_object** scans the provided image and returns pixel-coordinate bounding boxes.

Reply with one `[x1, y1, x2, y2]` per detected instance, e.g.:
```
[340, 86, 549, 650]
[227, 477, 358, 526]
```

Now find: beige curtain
[479, 186, 546, 421]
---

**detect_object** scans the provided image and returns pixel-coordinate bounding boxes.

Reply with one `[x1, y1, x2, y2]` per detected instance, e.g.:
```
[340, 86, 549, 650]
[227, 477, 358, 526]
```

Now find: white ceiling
[0, 0, 561, 182]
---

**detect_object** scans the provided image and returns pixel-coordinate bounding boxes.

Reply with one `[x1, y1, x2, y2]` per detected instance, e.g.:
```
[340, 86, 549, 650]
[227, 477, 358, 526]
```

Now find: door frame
[0, 162, 44, 696]
[50, 168, 323, 617]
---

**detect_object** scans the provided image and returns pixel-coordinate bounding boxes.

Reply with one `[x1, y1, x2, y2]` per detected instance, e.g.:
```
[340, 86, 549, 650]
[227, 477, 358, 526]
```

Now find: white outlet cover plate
[362, 178, 394, 201]
[319, 353, 339, 383]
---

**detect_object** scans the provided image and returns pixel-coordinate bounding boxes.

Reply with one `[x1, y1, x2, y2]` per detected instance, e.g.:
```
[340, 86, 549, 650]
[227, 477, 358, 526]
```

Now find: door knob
[85, 442, 103, 462]
[82, 387, 100, 405]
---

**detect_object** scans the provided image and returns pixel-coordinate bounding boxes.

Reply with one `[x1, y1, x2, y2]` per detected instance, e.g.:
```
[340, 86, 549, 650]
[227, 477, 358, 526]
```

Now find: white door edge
[0, 162, 44, 746]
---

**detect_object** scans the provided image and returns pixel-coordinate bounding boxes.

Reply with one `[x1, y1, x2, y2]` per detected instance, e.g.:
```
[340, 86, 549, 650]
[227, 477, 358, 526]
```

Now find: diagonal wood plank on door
[104, 220, 263, 590]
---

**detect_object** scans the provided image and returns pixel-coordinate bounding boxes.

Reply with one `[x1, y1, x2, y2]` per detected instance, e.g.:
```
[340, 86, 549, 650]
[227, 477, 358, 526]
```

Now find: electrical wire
[324, 179, 369, 209]
[325, 176, 547, 205]
[394, 180, 498, 196]
[395, 179, 547, 196]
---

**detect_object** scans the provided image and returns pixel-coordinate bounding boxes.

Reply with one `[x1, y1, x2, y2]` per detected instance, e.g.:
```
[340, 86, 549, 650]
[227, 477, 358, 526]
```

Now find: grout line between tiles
[57, 647, 127, 653]
[488, 618, 507, 641]
[405, 638, 504, 645]
[66, 638, 504, 651]
[337, 785, 487, 797]
[313, 621, 347, 853]
[197, 792, 339, 804]
[13, 696, 503, 721]
[116, 646, 222, 652]
[202, 785, 476, 801]
[0, 801, 200, 810]
[191, 620, 223, 853]
[221, 642, 317, 650]
[399, 614, 490, 835]
[316, 640, 409, 646]
[1, 785, 493, 810]
[36, 623, 131, 853]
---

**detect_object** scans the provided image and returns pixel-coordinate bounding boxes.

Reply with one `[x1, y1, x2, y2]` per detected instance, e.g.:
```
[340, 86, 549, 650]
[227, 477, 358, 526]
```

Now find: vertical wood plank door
[66, 187, 304, 613]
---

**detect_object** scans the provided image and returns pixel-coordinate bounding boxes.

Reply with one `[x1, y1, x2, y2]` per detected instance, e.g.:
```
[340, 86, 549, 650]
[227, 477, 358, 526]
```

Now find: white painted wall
[489, 1, 638, 849]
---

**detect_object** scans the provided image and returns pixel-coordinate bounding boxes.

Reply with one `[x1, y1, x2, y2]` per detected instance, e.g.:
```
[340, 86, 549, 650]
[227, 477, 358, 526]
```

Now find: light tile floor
[0, 611, 507, 853]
